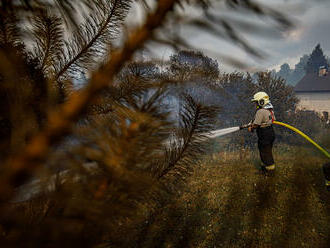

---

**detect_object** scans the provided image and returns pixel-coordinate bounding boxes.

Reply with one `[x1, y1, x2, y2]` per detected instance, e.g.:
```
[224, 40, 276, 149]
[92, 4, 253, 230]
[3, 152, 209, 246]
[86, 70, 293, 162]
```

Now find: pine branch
[79, 89, 170, 174]
[32, 11, 64, 74]
[55, 0, 131, 81]
[0, 0, 178, 204]
[0, 13, 21, 46]
[86, 61, 162, 115]
[158, 94, 218, 179]
[0, 0, 101, 28]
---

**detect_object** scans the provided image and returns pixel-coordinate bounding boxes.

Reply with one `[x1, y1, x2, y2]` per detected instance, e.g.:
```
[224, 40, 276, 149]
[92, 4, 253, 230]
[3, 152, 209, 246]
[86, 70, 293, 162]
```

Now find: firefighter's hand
[248, 126, 253, 132]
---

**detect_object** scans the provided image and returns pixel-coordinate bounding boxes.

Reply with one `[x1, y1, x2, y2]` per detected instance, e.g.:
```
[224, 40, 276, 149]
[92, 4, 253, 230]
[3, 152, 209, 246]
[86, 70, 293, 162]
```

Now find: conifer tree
[277, 63, 292, 80]
[305, 44, 329, 73]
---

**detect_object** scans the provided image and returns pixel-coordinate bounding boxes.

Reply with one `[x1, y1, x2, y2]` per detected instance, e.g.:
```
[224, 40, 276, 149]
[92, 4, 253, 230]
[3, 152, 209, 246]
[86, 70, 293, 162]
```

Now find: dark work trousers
[323, 163, 330, 181]
[256, 125, 275, 166]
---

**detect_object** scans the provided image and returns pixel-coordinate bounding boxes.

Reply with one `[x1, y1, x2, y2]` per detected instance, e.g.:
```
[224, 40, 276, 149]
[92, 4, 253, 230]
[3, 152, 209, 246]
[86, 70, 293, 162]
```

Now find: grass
[3, 145, 330, 247]
[134, 145, 330, 248]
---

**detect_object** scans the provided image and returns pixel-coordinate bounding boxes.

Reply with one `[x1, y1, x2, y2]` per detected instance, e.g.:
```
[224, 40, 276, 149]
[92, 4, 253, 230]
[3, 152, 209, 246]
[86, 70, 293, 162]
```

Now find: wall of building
[296, 92, 330, 115]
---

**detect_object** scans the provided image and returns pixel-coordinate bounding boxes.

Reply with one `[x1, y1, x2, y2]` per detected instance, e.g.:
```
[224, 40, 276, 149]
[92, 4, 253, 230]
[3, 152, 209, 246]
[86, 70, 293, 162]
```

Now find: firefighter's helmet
[251, 91, 270, 107]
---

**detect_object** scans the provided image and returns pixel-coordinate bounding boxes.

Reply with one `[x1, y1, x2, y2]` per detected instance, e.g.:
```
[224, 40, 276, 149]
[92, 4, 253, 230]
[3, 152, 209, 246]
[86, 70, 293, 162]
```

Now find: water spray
[206, 126, 241, 138]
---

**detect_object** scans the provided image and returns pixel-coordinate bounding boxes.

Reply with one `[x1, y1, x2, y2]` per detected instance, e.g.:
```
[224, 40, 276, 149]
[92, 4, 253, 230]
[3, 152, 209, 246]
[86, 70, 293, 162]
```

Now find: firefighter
[248, 92, 276, 175]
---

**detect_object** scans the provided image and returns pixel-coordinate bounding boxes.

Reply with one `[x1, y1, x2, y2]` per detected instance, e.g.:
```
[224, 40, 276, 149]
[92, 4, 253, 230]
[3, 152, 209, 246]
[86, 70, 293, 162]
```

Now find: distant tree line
[273, 44, 330, 86]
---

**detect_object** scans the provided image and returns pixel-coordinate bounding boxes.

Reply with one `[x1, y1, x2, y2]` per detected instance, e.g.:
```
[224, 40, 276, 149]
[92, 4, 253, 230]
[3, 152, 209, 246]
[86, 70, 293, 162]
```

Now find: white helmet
[251, 91, 270, 107]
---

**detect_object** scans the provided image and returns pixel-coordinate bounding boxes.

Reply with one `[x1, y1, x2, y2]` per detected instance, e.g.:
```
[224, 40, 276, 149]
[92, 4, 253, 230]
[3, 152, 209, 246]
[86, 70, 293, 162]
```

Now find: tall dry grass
[128, 146, 330, 248]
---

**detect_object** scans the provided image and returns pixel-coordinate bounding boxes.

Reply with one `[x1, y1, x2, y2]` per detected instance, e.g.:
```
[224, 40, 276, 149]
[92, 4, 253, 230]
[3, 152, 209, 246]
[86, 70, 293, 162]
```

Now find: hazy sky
[135, 0, 330, 72]
[256, 0, 330, 71]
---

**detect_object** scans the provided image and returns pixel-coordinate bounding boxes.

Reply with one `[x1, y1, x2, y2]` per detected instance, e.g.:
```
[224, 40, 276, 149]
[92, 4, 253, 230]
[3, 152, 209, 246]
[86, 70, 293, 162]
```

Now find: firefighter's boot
[261, 164, 275, 177]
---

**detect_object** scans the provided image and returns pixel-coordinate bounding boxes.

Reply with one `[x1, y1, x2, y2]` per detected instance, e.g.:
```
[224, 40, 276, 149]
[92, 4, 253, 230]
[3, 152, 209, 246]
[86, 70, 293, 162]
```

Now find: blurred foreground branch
[0, 0, 178, 204]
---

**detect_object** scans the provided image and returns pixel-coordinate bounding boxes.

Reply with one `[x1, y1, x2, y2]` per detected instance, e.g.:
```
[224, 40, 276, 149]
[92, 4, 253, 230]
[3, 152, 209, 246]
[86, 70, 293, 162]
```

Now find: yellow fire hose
[273, 121, 330, 159]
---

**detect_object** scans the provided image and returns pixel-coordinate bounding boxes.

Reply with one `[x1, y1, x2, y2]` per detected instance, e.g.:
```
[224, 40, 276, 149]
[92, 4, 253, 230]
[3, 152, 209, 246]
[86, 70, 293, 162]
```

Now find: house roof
[294, 73, 330, 92]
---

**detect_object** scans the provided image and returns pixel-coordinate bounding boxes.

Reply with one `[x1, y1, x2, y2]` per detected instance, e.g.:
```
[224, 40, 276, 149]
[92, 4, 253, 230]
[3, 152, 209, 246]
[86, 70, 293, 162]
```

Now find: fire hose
[272, 121, 330, 159]
[240, 121, 330, 159]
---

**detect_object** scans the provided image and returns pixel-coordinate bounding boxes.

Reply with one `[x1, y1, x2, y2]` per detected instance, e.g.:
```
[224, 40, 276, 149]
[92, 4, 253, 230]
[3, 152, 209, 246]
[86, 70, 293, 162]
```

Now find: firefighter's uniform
[253, 108, 276, 171]
[250, 92, 276, 173]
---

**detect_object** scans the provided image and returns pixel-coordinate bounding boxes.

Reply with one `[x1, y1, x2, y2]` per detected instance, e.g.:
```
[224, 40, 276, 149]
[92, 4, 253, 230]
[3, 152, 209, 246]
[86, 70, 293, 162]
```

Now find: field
[4, 144, 330, 248]
[133, 145, 330, 248]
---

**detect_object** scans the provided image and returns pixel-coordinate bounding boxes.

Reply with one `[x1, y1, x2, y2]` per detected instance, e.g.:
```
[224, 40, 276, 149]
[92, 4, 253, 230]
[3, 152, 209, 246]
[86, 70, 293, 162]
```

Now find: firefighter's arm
[248, 123, 259, 132]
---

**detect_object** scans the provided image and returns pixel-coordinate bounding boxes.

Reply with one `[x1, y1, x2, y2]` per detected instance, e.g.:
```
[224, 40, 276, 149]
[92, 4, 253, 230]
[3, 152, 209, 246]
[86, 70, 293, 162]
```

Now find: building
[294, 67, 330, 119]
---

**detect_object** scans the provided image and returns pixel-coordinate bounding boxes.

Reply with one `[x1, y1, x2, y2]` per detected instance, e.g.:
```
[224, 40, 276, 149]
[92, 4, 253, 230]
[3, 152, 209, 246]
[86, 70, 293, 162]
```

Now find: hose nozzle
[239, 123, 251, 130]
